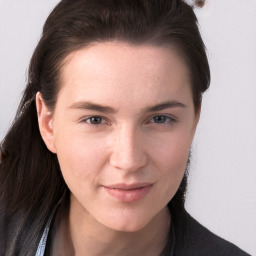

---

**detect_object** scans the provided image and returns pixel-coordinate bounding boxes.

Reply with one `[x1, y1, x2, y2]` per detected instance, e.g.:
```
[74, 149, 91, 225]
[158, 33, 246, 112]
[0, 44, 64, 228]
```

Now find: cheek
[159, 145, 189, 185]
[150, 131, 191, 193]
[151, 129, 192, 170]
[53, 127, 108, 185]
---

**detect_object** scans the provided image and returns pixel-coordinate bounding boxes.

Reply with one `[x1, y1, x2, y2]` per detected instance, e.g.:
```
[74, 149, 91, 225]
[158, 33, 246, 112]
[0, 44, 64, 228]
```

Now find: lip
[103, 183, 153, 202]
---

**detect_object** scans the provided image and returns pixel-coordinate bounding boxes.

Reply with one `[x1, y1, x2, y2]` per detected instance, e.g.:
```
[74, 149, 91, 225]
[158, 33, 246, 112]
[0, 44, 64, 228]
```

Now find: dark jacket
[171, 211, 251, 256]
[0, 206, 251, 256]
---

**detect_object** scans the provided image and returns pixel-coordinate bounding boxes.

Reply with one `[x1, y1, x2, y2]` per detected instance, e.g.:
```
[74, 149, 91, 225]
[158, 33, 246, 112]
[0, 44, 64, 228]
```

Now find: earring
[195, 0, 205, 8]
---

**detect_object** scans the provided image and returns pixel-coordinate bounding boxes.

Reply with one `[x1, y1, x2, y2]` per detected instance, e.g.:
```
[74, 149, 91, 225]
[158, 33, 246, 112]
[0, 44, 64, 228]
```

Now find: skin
[36, 42, 200, 256]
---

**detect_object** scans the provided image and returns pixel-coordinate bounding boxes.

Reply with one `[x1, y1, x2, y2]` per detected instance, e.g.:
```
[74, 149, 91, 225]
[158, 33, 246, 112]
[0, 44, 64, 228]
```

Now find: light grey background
[0, 0, 255, 255]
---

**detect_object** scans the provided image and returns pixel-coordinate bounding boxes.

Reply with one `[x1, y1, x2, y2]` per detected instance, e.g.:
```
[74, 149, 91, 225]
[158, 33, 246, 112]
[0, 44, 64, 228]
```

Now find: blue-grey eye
[153, 116, 168, 123]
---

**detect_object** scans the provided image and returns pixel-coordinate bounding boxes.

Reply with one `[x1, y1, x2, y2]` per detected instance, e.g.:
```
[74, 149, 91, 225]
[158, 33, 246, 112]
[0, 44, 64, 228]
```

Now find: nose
[109, 125, 147, 172]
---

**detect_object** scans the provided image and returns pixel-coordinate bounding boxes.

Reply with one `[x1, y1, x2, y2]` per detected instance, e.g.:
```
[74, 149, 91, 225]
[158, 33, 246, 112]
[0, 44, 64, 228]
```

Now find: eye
[153, 116, 168, 123]
[81, 116, 110, 125]
[148, 115, 176, 125]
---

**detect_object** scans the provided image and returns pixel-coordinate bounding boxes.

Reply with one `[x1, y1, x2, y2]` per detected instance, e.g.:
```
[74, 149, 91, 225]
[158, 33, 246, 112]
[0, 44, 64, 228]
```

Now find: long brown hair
[0, 0, 210, 254]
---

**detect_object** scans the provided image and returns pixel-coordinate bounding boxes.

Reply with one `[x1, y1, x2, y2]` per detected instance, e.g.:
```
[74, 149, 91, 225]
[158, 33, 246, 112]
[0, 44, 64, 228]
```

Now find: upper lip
[103, 182, 153, 190]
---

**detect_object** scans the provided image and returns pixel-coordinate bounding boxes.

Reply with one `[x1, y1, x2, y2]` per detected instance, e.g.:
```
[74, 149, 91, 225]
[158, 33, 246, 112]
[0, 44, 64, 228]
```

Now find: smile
[103, 183, 153, 202]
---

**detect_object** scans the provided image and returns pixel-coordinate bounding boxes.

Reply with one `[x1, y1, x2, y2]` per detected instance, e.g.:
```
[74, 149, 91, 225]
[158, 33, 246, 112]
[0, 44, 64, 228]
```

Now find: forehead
[57, 42, 193, 109]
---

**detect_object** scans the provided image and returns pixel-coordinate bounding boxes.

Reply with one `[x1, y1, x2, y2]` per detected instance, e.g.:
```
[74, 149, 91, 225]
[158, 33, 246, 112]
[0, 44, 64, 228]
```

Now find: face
[37, 42, 199, 232]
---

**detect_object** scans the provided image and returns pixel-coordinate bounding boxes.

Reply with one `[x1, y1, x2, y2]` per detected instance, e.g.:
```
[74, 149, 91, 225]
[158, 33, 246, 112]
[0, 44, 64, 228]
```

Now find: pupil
[91, 117, 101, 124]
[154, 116, 166, 123]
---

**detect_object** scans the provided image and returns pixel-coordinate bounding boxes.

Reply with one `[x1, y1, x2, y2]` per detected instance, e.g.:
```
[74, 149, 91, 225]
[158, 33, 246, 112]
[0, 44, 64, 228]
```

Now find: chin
[98, 208, 154, 233]
[105, 220, 149, 233]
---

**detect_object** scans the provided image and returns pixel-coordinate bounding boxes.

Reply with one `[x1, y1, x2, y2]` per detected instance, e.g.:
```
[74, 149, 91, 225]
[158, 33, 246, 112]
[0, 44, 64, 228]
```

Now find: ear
[36, 92, 57, 153]
[195, 103, 201, 126]
[192, 103, 201, 134]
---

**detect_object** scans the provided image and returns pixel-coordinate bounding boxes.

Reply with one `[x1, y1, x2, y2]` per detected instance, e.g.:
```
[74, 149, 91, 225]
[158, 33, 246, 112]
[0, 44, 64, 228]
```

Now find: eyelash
[147, 115, 177, 126]
[80, 115, 176, 127]
[80, 116, 110, 126]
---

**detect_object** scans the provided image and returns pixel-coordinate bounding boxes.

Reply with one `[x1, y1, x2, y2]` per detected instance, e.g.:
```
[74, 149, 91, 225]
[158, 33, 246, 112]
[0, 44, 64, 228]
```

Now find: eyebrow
[68, 101, 117, 114]
[144, 101, 186, 112]
[68, 100, 186, 114]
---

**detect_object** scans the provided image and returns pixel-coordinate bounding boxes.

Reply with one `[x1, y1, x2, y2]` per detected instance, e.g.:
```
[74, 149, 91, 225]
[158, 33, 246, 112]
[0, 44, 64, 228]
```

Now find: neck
[50, 196, 171, 256]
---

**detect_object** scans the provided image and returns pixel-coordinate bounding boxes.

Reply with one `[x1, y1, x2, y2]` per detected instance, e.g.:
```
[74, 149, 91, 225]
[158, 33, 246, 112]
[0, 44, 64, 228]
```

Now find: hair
[0, 0, 210, 253]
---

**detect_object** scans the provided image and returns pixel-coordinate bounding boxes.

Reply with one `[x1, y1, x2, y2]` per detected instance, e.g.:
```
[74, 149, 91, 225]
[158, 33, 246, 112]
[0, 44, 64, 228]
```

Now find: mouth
[103, 183, 153, 202]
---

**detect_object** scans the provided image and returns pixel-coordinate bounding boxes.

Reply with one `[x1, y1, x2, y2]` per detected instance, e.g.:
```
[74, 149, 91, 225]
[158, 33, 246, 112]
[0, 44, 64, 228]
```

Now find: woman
[0, 0, 251, 255]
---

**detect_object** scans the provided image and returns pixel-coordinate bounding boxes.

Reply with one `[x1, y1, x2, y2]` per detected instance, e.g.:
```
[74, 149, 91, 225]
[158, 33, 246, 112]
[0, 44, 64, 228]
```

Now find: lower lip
[104, 185, 153, 202]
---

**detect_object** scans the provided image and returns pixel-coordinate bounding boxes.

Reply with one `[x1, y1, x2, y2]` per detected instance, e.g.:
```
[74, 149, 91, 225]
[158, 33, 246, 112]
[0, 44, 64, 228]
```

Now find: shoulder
[173, 210, 251, 256]
[0, 203, 42, 256]
[0, 205, 6, 255]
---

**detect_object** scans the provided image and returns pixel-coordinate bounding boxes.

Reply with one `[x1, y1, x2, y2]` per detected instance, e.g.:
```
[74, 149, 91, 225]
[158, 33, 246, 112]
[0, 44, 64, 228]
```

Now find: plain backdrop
[0, 0, 255, 255]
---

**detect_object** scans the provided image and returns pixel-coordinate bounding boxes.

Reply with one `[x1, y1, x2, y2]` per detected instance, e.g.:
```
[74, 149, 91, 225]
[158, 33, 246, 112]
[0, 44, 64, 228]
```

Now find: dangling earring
[194, 0, 206, 8]
[182, 0, 206, 8]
